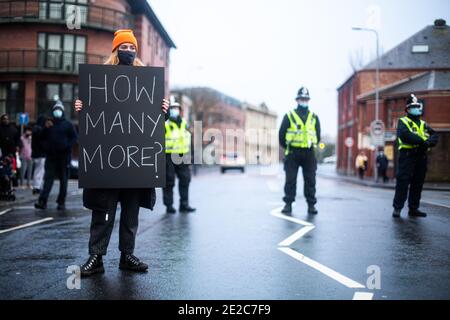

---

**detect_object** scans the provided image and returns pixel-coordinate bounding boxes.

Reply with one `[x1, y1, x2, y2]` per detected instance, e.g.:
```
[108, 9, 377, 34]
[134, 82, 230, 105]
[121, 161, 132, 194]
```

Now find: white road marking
[279, 226, 315, 246]
[279, 247, 366, 289]
[421, 200, 450, 209]
[0, 217, 54, 234]
[0, 208, 12, 216]
[353, 292, 375, 300]
[12, 206, 34, 210]
[270, 206, 313, 227]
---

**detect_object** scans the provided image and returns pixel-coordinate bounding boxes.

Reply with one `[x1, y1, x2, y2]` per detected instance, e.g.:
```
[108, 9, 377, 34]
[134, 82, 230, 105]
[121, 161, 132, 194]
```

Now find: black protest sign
[78, 64, 165, 188]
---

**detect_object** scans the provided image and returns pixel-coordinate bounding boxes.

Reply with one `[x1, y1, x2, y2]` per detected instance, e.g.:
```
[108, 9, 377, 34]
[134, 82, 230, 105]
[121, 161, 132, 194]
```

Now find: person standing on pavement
[0, 114, 21, 157]
[355, 151, 368, 180]
[376, 149, 389, 183]
[34, 101, 77, 211]
[19, 126, 33, 188]
[279, 87, 320, 215]
[73, 29, 170, 277]
[392, 94, 438, 218]
[31, 115, 47, 195]
[163, 98, 196, 214]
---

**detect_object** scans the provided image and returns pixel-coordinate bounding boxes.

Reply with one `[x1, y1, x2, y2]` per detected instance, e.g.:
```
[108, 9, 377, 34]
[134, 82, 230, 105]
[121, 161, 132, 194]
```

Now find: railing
[0, 49, 106, 74]
[0, 0, 133, 31]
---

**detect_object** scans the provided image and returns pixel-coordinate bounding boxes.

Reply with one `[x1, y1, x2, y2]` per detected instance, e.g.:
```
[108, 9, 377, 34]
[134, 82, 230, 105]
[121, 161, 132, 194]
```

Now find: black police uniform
[279, 106, 321, 208]
[393, 115, 438, 212]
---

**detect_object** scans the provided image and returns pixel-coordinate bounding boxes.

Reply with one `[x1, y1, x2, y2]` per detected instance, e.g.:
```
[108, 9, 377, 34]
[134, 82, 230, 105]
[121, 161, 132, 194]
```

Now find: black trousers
[283, 148, 317, 205]
[88, 189, 141, 255]
[393, 150, 427, 210]
[163, 155, 191, 208]
[39, 156, 69, 205]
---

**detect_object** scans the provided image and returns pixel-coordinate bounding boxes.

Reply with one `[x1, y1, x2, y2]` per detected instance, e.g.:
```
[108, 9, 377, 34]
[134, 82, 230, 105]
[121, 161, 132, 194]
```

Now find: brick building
[0, 0, 175, 123]
[337, 19, 450, 182]
[177, 87, 246, 156]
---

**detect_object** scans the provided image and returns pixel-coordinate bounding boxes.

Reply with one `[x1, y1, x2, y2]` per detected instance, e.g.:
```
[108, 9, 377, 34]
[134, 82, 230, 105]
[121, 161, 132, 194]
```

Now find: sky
[149, 0, 450, 139]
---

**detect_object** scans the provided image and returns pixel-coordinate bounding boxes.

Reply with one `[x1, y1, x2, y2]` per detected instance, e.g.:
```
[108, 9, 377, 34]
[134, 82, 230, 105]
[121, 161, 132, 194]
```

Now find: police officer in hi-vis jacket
[392, 94, 438, 218]
[279, 87, 321, 215]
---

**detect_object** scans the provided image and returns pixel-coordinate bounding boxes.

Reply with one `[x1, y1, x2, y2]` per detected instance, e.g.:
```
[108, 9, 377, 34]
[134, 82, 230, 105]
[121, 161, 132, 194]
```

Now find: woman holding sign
[74, 30, 169, 277]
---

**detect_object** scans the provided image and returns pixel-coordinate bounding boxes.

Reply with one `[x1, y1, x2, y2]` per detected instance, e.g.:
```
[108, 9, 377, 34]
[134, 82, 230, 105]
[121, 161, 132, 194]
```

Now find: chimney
[434, 19, 446, 28]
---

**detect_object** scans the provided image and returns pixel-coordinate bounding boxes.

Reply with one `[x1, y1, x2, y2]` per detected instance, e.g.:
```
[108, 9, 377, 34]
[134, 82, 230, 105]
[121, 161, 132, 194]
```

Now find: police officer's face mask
[169, 108, 180, 118]
[297, 100, 309, 109]
[408, 107, 422, 116]
[118, 50, 136, 66]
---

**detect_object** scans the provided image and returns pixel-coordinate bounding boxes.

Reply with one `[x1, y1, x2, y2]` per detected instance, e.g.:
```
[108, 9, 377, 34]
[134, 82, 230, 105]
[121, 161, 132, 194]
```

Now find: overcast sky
[149, 0, 450, 139]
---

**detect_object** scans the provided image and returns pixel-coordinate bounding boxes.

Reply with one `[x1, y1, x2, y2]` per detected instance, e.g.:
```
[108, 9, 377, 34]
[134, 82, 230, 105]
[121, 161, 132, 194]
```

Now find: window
[0, 82, 25, 121]
[38, 33, 86, 72]
[39, 0, 88, 24]
[36, 82, 78, 120]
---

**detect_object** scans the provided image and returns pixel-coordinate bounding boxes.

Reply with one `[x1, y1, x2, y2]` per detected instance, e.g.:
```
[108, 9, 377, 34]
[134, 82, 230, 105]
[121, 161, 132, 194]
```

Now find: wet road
[0, 165, 449, 300]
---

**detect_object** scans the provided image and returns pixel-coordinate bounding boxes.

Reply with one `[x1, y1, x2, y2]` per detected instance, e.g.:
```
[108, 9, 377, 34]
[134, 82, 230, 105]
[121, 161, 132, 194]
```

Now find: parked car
[220, 152, 245, 174]
[322, 156, 337, 164]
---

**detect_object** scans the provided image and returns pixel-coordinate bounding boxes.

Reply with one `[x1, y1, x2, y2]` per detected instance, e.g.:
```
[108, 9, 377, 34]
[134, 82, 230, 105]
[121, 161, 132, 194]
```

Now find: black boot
[281, 203, 292, 214]
[408, 208, 427, 218]
[119, 254, 148, 272]
[392, 209, 401, 218]
[308, 205, 318, 215]
[80, 254, 104, 277]
[57, 203, 66, 211]
[34, 200, 47, 210]
[179, 205, 196, 213]
[166, 206, 176, 214]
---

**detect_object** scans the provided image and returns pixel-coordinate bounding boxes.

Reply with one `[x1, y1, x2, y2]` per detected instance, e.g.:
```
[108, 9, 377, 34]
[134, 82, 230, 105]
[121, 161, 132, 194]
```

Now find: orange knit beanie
[112, 29, 138, 52]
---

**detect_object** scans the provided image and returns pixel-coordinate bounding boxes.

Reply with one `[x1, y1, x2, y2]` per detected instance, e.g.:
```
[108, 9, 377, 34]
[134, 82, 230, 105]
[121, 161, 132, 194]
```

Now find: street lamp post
[352, 26, 380, 181]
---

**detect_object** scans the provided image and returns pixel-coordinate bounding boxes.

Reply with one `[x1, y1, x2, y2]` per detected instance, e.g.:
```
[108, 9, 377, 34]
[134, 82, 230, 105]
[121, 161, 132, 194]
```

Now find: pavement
[317, 164, 450, 191]
[0, 164, 449, 300]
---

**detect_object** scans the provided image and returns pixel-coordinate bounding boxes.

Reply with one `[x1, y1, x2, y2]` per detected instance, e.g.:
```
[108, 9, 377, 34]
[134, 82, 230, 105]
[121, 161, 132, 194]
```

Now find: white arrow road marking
[0, 208, 12, 216]
[0, 217, 54, 234]
[279, 247, 365, 289]
[353, 292, 375, 300]
[271, 205, 371, 298]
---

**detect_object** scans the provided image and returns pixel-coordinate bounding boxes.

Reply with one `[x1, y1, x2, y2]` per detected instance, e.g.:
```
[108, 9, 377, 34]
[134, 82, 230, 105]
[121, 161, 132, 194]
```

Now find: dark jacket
[83, 188, 156, 211]
[0, 123, 21, 156]
[279, 107, 321, 149]
[41, 115, 77, 159]
[397, 115, 438, 152]
[83, 112, 169, 211]
[31, 116, 46, 159]
[376, 154, 388, 170]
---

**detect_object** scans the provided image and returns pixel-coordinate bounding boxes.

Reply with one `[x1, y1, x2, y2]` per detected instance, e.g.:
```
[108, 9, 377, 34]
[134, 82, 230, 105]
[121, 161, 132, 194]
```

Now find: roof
[358, 70, 450, 100]
[364, 24, 450, 70]
[129, 0, 176, 48]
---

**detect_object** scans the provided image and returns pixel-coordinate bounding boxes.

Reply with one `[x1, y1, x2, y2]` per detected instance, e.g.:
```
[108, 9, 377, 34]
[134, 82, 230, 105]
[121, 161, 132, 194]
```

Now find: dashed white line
[0, 217, 54, 234]
[279, 247, 366, 289]
[353, 292, 375, 300]
[0, 208, 12, 216]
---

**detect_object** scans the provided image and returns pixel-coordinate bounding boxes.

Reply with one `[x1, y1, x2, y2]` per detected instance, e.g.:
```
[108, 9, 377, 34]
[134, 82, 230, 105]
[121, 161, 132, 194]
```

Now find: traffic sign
[370, 120, 385, 136]
[19, 113, 29, 126]
[345, 137, 354, 148]
[370, 120, 385, 147]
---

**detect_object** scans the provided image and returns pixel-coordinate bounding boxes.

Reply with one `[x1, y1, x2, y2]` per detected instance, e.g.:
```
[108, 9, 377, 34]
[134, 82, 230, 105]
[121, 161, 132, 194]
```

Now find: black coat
[41, 116, 77, 159]
[0, 123, 21, 155]
[31, 116, 46, 158]
[278, 107, 321, 149]
[83, 188, 156, 211]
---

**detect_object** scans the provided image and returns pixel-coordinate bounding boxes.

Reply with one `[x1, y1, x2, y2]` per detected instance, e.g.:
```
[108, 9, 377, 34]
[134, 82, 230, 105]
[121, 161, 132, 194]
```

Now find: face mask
[53, 109, 63, 118]
[169, 108, 180, 118]
[118, 50, 136, 66]
[298, 102, 309, 109]
[408, 107, 422, 116]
